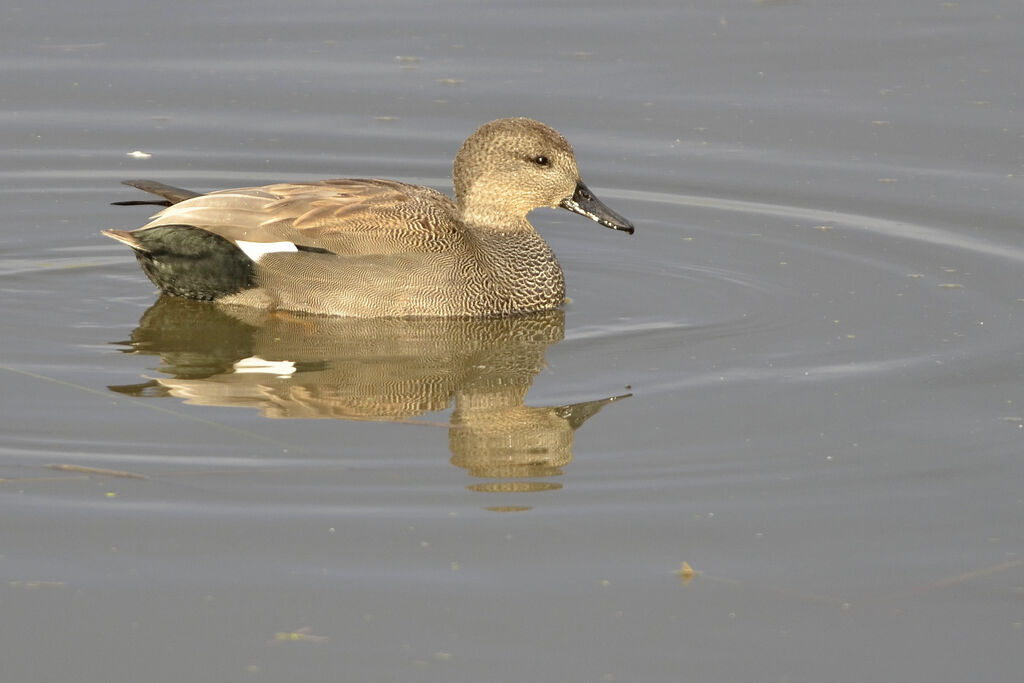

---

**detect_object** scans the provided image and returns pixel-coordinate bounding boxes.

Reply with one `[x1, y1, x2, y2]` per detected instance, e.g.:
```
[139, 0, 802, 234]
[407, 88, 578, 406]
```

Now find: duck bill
[559, 181, 634, 234]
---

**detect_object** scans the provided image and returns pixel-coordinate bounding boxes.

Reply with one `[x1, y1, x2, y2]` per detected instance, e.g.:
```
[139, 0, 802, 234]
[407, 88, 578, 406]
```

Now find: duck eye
[531, 155, 550, 167]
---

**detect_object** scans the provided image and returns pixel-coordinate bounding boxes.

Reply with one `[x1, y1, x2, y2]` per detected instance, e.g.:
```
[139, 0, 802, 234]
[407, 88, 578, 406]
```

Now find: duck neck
[458, 202, 536, 234]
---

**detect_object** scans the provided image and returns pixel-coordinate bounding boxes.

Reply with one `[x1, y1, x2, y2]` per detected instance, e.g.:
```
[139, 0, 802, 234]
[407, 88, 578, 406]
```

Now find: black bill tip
[559, 181, 634, 235]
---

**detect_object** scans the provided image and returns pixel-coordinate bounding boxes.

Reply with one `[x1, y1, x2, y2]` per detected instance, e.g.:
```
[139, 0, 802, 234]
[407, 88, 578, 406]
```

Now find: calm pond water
[3, 1, 1023, 681]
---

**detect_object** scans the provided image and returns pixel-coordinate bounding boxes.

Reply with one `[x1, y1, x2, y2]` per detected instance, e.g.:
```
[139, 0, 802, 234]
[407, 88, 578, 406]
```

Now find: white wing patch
[233, 356, 296, 377]
[235, 240, 299, 262]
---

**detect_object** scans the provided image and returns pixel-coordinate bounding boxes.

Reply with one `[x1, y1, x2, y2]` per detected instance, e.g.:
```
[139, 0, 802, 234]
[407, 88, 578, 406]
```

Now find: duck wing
[116, 179, 203, 205]
[136, 179, 461, 255]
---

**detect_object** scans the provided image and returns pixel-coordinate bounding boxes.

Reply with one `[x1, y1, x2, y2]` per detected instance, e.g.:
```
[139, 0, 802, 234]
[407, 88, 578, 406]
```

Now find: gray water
[3, 1, 1023, 681]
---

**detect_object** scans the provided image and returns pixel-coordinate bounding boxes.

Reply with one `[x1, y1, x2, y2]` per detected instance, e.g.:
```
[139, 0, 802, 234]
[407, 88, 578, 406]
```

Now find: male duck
[103, 117, 634, 317]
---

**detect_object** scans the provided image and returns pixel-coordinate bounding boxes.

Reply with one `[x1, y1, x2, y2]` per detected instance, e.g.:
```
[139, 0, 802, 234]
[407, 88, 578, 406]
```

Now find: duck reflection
[110, 297, 628, 495]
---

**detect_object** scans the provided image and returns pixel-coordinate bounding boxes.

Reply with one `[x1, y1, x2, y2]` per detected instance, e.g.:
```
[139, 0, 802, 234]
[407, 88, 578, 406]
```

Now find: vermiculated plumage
[103, 118, 633, 317]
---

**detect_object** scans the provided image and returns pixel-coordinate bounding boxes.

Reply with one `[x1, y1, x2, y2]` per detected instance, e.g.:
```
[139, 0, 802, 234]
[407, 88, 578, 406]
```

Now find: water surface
[3, 1, 1023, 681]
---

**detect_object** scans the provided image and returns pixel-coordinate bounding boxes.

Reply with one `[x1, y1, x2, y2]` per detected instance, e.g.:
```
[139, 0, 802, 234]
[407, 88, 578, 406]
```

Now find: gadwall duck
[103, 118, 634, 317]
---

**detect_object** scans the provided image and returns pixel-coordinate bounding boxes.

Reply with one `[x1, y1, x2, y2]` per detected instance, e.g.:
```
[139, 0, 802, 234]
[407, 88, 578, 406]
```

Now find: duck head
[454, 117, 634, 234]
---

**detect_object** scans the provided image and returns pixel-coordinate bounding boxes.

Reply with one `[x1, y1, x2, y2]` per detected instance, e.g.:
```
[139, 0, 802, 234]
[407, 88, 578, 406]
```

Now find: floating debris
[126, 150, 152, 159]
[9, 580, 66, 590]
[47, 463, 148, 480]
[676, 561, 696, 579]
[40, 42, 106, 52]
[272, 627, 328, 644]
[484, 505, 532, 513]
